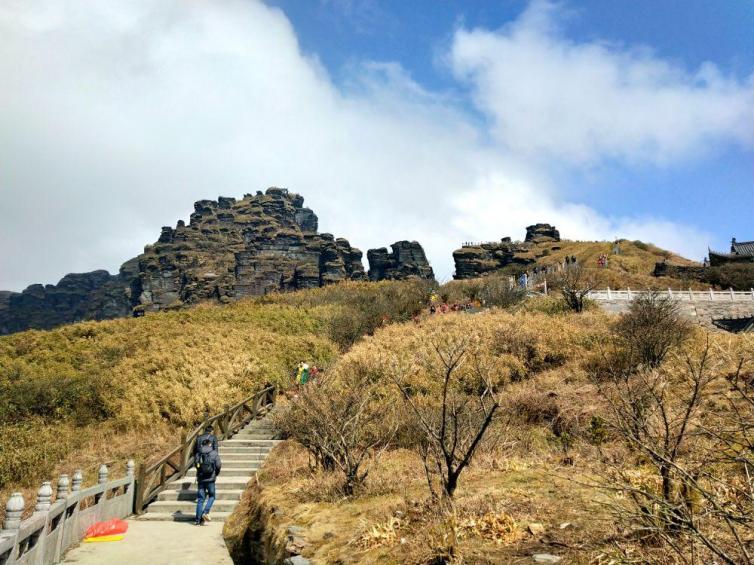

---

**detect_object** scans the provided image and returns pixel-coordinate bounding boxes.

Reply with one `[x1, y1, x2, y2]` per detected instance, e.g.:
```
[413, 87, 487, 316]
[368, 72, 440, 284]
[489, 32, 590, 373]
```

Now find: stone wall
[593, 297, 754, 329]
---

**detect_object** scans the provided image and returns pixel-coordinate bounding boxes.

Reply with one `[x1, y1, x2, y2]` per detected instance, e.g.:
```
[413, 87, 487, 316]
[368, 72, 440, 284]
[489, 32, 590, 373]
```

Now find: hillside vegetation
[0, 280, 430, 508]
[252, 298, 753, 563]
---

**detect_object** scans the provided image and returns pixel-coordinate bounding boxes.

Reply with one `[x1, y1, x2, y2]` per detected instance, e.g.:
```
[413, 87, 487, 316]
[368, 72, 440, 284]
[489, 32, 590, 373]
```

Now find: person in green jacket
[299, 362, 310, 385]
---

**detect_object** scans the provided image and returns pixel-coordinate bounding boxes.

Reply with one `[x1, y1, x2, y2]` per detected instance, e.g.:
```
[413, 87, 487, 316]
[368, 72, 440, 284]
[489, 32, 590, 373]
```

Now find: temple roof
[731, 240, 754, 256]
[712, 316, 754, 333]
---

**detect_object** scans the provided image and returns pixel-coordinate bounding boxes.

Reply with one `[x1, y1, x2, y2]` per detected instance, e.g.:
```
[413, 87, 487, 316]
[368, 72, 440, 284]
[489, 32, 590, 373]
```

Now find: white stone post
[709, 288, 713, 301]
[730, 287, 734, 300]
[35, 481, 53, 513]
[56, 474, 70, 500]
[627, 287, 632, 300]
[127, 460, 135, 477]
[3, 492, 24, 532]
[668, 287, 672, 298]
[72, 470, 83, 492]
[688, 288, 693, 301]
[98, 464, 109, 484]
[751, 288, 754, 300]
[607, 287, 611, 299]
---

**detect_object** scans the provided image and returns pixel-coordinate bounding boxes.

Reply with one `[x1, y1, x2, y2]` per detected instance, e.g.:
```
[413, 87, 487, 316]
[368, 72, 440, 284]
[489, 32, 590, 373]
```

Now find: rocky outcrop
[653, 262, 706, 281]
[525, 223, 560, 243]
[0, 188, 365, 334]
[367, 241, 434, 281]
[453, 238, 535, 280]
[453, 224, 561, 280]
[0, 265, 138, 334]
[136, 188, 364, 312]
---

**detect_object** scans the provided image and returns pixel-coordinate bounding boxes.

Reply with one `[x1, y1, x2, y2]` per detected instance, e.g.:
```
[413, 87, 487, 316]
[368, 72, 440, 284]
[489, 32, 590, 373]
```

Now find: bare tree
[276, 373, 396, 495]
[595, 344, 753, 564]
[389, 334, 501, 503]
[549, 264, 596, 313]
[615, 291, 693, 369]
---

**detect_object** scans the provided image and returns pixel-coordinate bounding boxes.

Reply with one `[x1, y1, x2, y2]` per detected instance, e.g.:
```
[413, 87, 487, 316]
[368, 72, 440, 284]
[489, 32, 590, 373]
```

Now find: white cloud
[0, 0, 743, 289]
[450, 0, 754, 165]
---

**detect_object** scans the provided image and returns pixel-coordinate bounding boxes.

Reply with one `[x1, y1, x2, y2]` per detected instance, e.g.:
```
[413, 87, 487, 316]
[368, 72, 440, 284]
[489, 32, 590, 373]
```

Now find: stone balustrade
[587, 288, 754, 301]
[581, 289, 754, 328]
[0, 460, 134, 565]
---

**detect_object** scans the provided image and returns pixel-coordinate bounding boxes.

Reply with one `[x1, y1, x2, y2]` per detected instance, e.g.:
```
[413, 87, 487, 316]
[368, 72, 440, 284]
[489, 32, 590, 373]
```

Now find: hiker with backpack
[194, 424, 217, 456]
[195, 437, 221, 525]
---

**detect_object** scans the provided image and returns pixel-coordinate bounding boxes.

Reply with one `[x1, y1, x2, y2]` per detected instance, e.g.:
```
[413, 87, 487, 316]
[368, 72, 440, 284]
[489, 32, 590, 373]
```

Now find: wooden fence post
[134, 463, 146, 515]
[180, 432, 189, 474]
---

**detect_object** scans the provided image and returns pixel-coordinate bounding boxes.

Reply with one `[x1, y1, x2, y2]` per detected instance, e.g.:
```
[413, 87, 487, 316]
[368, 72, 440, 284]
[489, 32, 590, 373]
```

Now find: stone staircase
[138, 414, 280, 522]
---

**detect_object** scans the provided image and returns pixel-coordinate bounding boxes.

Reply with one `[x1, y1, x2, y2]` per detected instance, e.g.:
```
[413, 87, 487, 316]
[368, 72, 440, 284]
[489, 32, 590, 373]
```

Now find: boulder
[525, 223, 560, 243]
[367, 241, 434, 281]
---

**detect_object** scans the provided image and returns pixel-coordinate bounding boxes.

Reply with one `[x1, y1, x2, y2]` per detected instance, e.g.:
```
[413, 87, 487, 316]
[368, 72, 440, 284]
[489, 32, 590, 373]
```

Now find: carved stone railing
[0, 461, 134, 565]
[587, 288, 754, 301]
[133, 384, 277, 514]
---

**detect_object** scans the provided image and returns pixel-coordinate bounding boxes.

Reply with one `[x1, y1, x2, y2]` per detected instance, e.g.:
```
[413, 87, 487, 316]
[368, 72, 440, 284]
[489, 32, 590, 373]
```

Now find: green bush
[703, 263, 754, 291]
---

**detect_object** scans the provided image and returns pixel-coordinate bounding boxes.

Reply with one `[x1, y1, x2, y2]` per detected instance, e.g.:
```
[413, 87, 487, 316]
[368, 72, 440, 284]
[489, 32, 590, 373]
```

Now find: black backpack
[197, 448, 215, 479]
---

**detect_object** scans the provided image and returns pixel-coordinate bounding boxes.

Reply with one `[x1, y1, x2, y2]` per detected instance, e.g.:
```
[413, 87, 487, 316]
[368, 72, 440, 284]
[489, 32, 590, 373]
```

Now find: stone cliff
[136, 187, 364, 312]
[453, 224, 561, 280]
[0, 188, 365, 333]
[367, 241, 434, 281]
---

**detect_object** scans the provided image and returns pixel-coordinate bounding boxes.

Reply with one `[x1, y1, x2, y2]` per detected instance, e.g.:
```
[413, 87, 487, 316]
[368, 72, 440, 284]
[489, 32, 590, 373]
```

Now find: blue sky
[1, 0, 753, 289]
[270, 0, 754, 257]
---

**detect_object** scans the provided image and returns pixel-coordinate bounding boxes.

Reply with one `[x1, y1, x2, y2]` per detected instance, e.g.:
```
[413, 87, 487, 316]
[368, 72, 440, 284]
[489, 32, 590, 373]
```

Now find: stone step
[146, 500, 240, 514]
[218, 446, 273, 455]
[136, 511, 233, 523]
[158, 489, 244, 502]
[215, 459, 263, 468]
[232, 433, 277, 439]
[185, 467, 257, 478]
[219, 453, 265, 461]
[167, 476, 253, 490]
[219, 439, 280, 447]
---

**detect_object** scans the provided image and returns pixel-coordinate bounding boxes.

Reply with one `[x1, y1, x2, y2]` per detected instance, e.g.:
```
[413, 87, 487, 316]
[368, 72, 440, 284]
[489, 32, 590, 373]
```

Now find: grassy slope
[513, 238, 707, 290]
[0, 298, 339, 509]
[245, 308, 751, 563]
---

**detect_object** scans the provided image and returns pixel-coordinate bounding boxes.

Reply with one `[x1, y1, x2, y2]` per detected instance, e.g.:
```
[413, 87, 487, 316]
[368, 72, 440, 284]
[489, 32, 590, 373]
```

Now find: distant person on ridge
[195, 437, 221, 526]
[194, 425, 217, 456]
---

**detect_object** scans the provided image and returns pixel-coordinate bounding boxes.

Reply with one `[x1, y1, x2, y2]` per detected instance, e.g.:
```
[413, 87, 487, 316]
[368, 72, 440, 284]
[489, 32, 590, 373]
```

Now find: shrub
[549, 264, 596, 313]
[703, 263, 754, 291]
[477, 276, 527, 309]
[614, 292, 693, 369]
[275, 373, 396, 495]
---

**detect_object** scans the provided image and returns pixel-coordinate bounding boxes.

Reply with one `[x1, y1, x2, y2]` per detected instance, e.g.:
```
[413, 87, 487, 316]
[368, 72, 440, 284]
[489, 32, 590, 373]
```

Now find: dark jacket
[194, 433, 218, 456]
[196, 445, 222, 482]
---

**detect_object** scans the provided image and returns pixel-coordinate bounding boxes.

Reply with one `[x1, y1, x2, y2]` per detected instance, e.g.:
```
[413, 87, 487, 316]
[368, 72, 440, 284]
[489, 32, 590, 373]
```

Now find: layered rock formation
[136, 188, 364, 312]
[453, 224, 560, 280]
[367, 241, 434, 281]
[525, 223, 560, 243]
[0, 188, 365, 333]
[453, 239, 534, 280]
[0, 264, 138, 335]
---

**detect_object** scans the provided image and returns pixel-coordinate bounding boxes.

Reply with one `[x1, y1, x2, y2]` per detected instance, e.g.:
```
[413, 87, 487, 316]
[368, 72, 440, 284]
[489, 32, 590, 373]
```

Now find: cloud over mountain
[1, 0, 749, 289]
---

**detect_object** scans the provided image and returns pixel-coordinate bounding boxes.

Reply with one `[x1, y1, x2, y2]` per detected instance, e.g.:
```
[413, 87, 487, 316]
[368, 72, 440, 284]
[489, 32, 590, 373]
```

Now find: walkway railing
[133, 384, 276, 514]
[586, 288, 754, 301]
[1, 462, 135, 565]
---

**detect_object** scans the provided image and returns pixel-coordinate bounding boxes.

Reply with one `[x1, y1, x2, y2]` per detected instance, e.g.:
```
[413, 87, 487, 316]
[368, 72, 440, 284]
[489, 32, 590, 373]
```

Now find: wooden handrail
[133, 384, 276, 514]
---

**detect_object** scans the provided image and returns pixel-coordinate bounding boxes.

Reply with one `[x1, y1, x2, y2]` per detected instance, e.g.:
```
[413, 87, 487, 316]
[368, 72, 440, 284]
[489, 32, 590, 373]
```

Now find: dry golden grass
[0, 298, 339, 503]
[256, 309, 753, 563]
